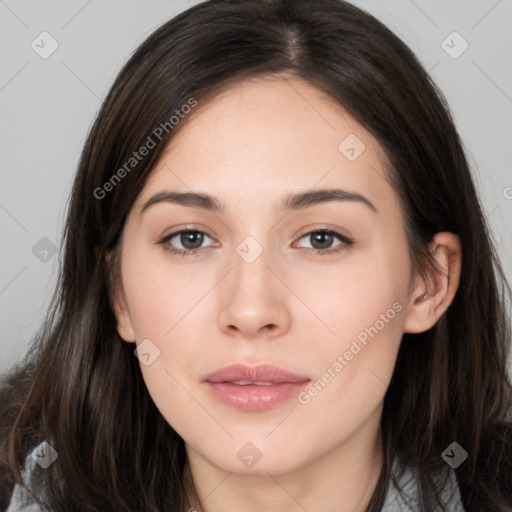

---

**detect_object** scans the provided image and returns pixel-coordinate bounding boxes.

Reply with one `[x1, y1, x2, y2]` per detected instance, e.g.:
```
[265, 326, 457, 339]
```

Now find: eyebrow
[140, 188, 377, 216]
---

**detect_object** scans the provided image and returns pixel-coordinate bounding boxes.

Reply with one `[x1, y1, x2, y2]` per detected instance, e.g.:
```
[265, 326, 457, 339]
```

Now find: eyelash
[156, 228, 353, 257]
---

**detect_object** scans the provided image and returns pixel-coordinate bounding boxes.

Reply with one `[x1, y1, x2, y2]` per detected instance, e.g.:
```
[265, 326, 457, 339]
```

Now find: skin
[110, 75, 462, 512]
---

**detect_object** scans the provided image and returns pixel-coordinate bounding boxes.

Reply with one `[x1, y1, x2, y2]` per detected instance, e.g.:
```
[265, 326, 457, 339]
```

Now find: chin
[190, 435, 313, 476]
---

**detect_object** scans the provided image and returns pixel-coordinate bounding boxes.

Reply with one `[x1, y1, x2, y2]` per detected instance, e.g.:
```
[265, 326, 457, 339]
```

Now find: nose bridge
[217, 231, 290, 338]
[231, 233, 274, 305]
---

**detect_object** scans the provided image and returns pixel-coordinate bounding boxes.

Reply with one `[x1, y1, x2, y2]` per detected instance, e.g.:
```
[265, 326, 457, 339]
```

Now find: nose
[217, 245, 291, 341]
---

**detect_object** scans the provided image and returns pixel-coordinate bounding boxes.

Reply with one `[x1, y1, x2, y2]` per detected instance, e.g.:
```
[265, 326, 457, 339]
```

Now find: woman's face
[112, 76, 425, 475]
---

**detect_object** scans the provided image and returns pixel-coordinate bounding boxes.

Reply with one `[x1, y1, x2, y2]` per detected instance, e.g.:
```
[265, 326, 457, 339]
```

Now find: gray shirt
[382, 458, 464, 510]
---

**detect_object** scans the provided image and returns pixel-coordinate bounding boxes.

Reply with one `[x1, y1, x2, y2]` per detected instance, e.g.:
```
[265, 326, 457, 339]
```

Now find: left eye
[294, 229, 353, 254]
[157, 228, 352, 256]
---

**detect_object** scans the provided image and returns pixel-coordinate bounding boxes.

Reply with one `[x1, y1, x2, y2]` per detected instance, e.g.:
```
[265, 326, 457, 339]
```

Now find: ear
[105, 251, 136, 343]
[403, 232, 462, 334]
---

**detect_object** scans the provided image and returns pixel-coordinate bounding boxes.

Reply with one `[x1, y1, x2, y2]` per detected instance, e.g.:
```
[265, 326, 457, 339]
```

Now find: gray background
[1, 0, 511, 376]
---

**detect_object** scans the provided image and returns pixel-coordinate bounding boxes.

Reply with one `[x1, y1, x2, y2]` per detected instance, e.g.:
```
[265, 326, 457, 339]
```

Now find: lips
[203, 364, 310, 411]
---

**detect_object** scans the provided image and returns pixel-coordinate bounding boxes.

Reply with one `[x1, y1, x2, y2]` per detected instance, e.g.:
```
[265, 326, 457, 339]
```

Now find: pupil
[182, 232, 203, 249]
[312, 232, 332, 249]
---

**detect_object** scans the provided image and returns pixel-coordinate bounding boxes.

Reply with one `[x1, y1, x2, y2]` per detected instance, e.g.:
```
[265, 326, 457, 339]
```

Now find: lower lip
[204, 381, 310, 411]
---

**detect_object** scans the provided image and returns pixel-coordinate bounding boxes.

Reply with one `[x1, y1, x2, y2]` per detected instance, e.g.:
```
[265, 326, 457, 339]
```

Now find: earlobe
[105, 251, 136, 343]
[403, 232, 462, 334]
[115, 302, 136, 343]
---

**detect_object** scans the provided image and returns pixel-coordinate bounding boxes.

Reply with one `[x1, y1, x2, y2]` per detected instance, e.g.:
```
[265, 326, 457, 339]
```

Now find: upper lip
[204, 364, 310, 384]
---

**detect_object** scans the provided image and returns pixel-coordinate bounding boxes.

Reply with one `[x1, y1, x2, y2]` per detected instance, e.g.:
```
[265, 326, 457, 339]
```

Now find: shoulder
[382, 457, 465, 511]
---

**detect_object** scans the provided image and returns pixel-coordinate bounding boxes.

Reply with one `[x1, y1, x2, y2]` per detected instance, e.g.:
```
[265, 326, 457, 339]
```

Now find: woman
[1, 0, 511, 510]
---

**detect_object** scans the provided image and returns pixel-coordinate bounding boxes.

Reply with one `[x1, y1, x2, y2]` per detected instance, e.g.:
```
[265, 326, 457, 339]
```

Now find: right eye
[157, 229, 216, 255]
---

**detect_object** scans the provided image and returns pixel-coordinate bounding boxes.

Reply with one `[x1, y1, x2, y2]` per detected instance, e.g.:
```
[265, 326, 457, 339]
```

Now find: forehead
[136, 76, 395, 214]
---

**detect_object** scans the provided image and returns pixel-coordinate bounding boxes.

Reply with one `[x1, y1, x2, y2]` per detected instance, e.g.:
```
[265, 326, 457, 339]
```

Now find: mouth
[203, 363, 311, 411]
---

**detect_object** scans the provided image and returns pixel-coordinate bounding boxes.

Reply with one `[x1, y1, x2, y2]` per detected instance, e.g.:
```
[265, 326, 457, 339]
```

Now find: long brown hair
[1, 0, 511, 510]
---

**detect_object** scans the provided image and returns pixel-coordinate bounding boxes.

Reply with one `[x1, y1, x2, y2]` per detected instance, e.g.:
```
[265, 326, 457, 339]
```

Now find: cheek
[121, 244, 209, 342]
[121, 258, 209, 434]
[312, 274, 403, 383]
[294, 283, 404, 448]
[120, 247, 213, 413]
[297, 239, 409, 402]
[300, 254, 407, 349]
